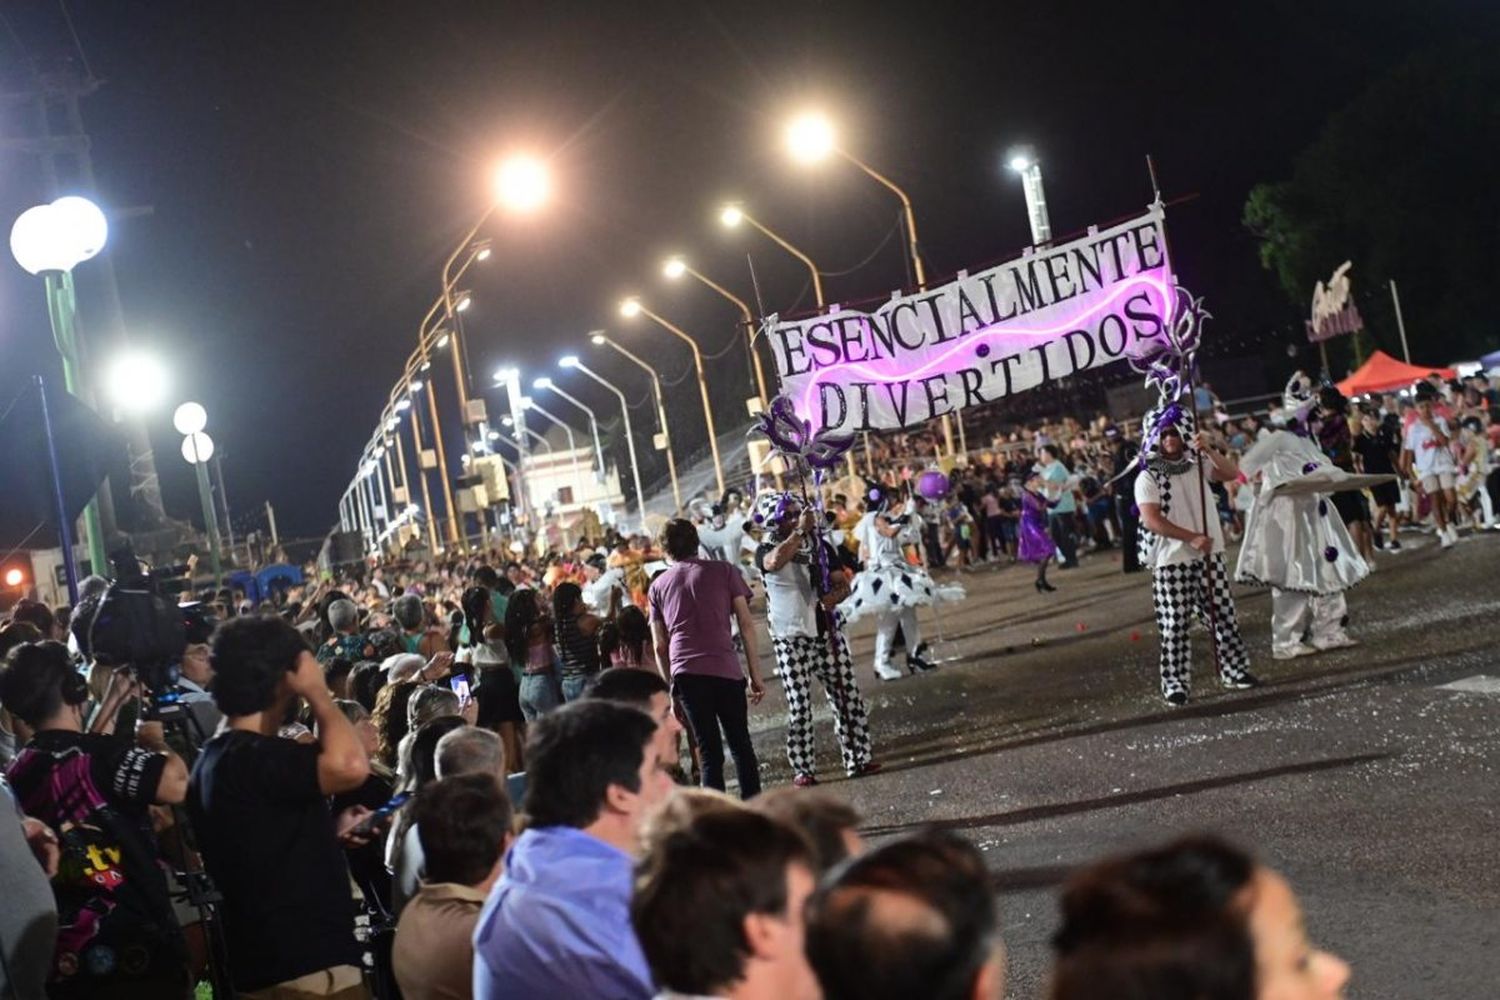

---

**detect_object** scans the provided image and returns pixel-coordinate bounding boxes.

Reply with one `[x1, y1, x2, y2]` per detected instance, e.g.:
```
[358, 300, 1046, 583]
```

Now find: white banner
[767, 205, 1175, 433]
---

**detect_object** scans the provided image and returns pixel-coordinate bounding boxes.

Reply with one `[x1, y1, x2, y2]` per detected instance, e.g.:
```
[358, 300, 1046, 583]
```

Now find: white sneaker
[1440, 529, 1456, 549]
[875, 663, 903, 682]
[1272, 642, 1319, 660]
[1311, 635, 1359, 651]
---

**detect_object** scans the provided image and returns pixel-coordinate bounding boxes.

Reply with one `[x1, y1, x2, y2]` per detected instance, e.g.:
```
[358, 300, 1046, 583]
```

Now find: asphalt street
[738, 528, 1500, 999]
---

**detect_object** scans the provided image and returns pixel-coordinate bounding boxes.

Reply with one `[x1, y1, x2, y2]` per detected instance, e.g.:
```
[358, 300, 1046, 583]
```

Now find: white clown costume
[1235, 373, 1372, 659]
[838, 484, 964, 680]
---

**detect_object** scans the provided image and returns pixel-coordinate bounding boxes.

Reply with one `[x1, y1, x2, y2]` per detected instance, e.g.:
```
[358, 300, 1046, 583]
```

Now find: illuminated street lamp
[559, 355, 646, 528]
[718, 202, 825, 308]
[175, 402, 223, 588]
[619, 298, 724, 494]
[661, 255, 768, 411]
[10, 195, 111, 574]
[103, 351, 169, 415]
[1006, 148, 1052, 245]
[492, 154, 551, 214]
[533, 376, 605, 480]
[591, 331, 680, 509]
[782, 110, 928, 289]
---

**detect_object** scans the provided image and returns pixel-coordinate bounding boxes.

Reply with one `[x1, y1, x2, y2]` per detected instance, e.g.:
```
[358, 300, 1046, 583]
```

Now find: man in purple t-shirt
[649, 518, 765, 798]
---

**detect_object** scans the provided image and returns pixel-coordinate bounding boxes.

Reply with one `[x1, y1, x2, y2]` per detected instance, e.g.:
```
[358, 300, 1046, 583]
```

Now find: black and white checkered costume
[755, 530, 874, 777]
[1135, 405, 1253, 698]
[770, 633, 873, 776]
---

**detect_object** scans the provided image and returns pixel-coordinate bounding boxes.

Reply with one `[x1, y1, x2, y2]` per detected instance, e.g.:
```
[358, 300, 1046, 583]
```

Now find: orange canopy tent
[1335, 350, 1455, 397]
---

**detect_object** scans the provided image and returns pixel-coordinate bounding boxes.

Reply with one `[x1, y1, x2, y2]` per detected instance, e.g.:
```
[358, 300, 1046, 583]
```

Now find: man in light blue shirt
[473, 699, 678, 1000]
[1038, 446, 1080, 569]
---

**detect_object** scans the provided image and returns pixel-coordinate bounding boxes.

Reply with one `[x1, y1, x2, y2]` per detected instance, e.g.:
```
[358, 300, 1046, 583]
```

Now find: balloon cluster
[1129, 285, 1207, 404]
[754, 395, 857, 472]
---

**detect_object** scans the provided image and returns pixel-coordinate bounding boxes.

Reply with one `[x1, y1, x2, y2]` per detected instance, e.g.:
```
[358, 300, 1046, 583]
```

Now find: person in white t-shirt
[1401, 380, 1460, 547]
[1134, 401, 1259, 705]
[751, 491, 879, 788]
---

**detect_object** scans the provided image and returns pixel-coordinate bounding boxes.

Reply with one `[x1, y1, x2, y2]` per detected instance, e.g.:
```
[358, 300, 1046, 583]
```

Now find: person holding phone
[187, 617, 375, 999]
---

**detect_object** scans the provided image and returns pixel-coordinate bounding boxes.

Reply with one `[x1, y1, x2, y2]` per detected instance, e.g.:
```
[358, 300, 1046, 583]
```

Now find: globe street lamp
[11, 195, 111, 574]
[718, 203, 825, 308]
[619, 298, 724, 495]
[590, 331, 680, 510]
[175, 402, 223, 588]
[661, 255, 768, 412]
[559, 355, 646, 529]
[103, 351, 169, 415]
[1006, 149, 1053, 245]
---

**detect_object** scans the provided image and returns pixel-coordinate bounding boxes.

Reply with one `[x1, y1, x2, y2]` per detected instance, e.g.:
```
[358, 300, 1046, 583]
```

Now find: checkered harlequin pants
[772, 633, 874, 777]
[1150, 554, 1252, 696]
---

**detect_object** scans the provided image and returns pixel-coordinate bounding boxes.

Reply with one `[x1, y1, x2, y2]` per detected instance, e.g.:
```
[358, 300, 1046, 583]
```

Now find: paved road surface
[735, 528, 1500, 999]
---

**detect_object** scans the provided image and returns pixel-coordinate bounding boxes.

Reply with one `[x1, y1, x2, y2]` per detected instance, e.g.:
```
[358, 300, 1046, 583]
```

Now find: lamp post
[786, 112, 961, 457]
[522, 396, 587, 512]
[1006, 151, 1053, 245]
[590, 331, 680, 510]
[533, 377, 606, 483]
[560, 356, 646, 529]
[174, 402, 223, 588]
[398, 387, 441, 554]
[10, 196, 111, 574]
[492, 367, 531, 532]
[719, 203, 825, 308]
[619, 298, 724, 495]
[662, 255, 768, 413]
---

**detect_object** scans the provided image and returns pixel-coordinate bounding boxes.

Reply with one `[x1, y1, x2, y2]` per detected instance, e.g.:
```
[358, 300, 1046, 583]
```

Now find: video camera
[88, 542, 205, 699]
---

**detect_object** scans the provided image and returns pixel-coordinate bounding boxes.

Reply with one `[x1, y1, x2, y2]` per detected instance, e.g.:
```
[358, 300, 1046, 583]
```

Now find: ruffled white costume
[1235, 373, 1373, 658]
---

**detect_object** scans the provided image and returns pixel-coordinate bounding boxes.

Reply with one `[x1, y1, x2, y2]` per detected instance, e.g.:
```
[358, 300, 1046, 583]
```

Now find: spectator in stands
[1, 641, 192, 998]
[348, 659, 387, 712]
[188, 616, 373, 999]
[435, 724, 507, 781]
[632, 806, 820, 1000]
[754, 787, 864, 874]
[389, 715, 469, 915]
[317, 598, 375, 664]
[805, 829, 1004, 1000]
[472, 700, 676, 999]
[372, 679, 419, 771]
[393, 773, 514, 1000]
[1050, 835, 1350, 1000]
[393, 593, 447, 658]
[0, 772, 59, 1000]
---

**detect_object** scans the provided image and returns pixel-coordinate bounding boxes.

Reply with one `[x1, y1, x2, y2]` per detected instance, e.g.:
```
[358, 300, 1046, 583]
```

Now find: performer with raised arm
[1134, 401, 1260, 705]
[838, 483, 964, 681]
[1235, 373, 1373, 659]
[752, 491, 879, 787]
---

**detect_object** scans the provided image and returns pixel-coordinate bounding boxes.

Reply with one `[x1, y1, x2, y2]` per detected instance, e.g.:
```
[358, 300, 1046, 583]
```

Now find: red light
[3, 568, 23, 588]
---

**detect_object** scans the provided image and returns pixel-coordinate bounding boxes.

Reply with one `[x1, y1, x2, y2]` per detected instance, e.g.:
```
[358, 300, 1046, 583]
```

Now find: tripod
[139, 682, 235, 1000]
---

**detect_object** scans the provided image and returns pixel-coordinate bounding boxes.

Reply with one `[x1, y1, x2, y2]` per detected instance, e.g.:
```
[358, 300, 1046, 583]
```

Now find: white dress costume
[1235, 374, 1371, 657]
[838, 501, 964, 678]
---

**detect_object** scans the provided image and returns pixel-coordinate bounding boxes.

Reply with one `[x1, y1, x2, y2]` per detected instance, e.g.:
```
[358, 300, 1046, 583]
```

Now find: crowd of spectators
[2, 369, 1489, 997]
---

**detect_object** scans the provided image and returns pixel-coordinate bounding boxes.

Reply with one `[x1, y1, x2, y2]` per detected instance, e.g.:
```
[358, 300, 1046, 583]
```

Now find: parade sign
[766, 205, 1176, 434]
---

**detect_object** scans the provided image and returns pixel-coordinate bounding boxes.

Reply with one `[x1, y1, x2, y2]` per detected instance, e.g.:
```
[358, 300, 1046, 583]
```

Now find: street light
[523, 396, 588, 511]
[661, 254, 769, 411]
[591, 330, 681, 509]
[533, 376, 606, 481]
[618, 299, 724, 494]
[454, 291, 473, 313]
[11, 195, 112, 574]
[1005, 148, 1053, 245]
[493, 154, 551, 214]
[718, 202, 824, 308]
[558, 357, 646, 529]
[103, 351, 169, 415]
[176, 402, 223, 588]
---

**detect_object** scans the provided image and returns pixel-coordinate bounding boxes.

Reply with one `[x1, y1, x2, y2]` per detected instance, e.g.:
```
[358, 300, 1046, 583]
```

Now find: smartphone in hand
[449, 672, 473, 707]
[350, 791, 412, 838]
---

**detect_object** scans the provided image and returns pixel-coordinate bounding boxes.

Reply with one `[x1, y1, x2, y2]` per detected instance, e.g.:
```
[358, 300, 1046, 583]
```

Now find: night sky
[1, 0, 1494, 541]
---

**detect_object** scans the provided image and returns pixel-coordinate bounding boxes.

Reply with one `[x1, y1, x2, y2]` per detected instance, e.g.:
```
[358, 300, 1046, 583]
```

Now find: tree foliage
[1244, 43, 1500, 364]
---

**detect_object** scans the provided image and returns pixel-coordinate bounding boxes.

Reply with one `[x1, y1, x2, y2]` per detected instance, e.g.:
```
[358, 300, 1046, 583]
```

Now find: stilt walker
[752, 490, 879, 787]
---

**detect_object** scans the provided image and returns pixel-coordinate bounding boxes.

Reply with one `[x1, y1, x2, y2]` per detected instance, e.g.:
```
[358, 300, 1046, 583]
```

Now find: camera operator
[0, 640, 193, 998]
[174, 604, 222, 742]
[187, 616, 374, 999]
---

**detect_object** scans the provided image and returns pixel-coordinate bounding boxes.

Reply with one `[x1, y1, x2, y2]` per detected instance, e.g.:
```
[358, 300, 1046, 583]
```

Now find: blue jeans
[560, 674, 592, 703]
[519, 672, 562, 721]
